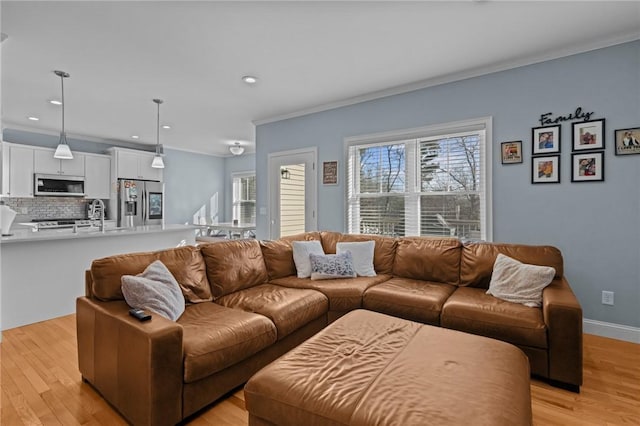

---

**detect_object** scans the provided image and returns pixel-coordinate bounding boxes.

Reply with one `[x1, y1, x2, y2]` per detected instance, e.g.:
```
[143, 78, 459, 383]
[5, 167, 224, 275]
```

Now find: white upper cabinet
[84, 154, 111, 199]
[113, 149, 163, 181]
[34, 148, 85, 176]
[2, 143, 35, 197]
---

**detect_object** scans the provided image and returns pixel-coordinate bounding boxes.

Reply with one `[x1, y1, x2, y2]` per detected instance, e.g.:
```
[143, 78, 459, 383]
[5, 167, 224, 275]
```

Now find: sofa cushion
[321, 231, 397, 274]
[91, 246, 212, 302]
[270, 275, 391, 311]
[310, 252, 356, 280]
[179, 302, 277, 383]
[292, 240, 325, 278]
[336, 241, 376, 277]
[260, 232, 322, 280]
[392, 237, 461, 285]
[487, 254, 555, 307]
[460, 242, 563, 289]
[200, 240, 268, 299]
[216, 284, 328, 340]
[121, 260, 185, 321]
[363, 277, 456, 325]
[441, 287, 548, 348]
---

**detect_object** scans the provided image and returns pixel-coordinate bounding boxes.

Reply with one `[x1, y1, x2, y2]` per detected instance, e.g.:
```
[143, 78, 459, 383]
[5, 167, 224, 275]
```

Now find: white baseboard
[583, 319, 640, 343]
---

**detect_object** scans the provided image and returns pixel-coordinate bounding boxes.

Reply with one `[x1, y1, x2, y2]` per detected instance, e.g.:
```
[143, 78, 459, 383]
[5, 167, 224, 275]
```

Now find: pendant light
[53, 70, 73, 159]
[151, 98, 165, 169]
[229, 141, 244, 156]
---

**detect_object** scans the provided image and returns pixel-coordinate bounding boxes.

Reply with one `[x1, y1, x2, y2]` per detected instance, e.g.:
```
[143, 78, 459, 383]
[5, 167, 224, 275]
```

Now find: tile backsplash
[4, 197, 89, 219]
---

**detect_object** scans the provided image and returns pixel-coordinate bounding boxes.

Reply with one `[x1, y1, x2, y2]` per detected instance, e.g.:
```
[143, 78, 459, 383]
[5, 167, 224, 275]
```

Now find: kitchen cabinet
[84, 154, 111, 199]
[34, 148, 85, 176]
[114, 150, 163, 181]
[2, 143, 35, 197]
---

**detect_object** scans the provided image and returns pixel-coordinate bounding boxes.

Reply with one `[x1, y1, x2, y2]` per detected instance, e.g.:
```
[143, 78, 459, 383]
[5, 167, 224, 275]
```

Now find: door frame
[267, 147, 317, 239]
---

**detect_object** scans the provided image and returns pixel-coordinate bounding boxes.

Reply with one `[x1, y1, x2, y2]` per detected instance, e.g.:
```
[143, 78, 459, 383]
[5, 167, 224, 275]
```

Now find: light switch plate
[601, 291, 614, 306]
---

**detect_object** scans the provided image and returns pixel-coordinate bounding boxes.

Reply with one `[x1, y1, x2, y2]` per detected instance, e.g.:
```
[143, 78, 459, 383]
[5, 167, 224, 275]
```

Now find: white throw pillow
[336, 241, 376, 277]
[121, 260, 186, 321]
[292, 240, 325, 278]
[486, 254, 556, 307]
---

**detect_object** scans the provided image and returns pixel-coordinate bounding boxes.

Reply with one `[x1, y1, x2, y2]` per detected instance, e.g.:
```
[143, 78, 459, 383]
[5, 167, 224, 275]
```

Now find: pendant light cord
[60, 74, 65, 133]
[153, 98, 163, 155]
[156, 101, 160, 154]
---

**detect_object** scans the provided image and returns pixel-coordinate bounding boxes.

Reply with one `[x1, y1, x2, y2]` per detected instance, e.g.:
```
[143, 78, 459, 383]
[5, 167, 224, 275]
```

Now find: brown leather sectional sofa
[76, 231, 583, 426]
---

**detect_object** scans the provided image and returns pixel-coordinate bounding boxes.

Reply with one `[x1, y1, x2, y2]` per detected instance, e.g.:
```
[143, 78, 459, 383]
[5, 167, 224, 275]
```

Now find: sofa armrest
[542, 277, 583, 389]
[76, 296, 184, 426]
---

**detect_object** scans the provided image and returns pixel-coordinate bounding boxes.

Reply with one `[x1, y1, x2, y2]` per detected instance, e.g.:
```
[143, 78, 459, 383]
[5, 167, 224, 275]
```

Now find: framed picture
[614, 127, 640, 156]
[322, 161, 338, 185]
[532, 125, 561, 155]
[572, 119, 605, 151]
[501, 141, 523, 164]
[531, 155, 560, 184]
[571, 152, 604, 182]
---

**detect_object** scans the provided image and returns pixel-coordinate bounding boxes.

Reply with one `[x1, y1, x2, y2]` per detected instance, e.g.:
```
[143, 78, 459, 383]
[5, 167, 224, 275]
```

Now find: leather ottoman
[245, 309, 532, 426]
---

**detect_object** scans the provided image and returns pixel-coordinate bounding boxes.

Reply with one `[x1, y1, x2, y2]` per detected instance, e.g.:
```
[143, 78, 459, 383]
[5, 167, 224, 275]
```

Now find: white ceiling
[2, 1, 639, 156]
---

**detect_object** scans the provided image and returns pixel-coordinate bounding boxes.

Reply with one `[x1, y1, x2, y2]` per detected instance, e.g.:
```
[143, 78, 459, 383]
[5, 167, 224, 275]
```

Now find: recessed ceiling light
[49, 99, 62, 105]
[27, 116, 40, 121]
[161, 125, 171, 129]
[131, 135, 140, 139]
[242, 75, 258, 84]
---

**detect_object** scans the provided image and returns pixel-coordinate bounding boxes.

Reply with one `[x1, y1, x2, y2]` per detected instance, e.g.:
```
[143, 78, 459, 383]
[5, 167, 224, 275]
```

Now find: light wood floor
[1, 314, 639, 425]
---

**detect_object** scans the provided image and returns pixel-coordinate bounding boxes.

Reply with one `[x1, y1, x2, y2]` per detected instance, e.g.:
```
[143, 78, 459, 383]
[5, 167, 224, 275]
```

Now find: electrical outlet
[601, 291, 614, 306]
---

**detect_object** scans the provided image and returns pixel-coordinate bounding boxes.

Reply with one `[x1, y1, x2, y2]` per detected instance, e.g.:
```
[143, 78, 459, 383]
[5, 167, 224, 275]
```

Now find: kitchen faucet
[90, 199, 106, 232]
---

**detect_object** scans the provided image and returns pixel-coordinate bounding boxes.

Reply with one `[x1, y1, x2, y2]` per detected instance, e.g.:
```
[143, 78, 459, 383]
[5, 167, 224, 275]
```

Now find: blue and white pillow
[309, 251, 357, 280]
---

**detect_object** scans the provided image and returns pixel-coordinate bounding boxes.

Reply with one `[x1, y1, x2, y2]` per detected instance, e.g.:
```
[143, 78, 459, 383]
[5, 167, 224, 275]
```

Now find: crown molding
[254, 33, 640, 126]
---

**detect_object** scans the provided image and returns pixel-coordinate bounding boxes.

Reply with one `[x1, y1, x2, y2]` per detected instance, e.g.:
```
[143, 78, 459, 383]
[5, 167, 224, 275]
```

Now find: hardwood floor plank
[2, 314, 639, 426]
[1, 388, 27, 426]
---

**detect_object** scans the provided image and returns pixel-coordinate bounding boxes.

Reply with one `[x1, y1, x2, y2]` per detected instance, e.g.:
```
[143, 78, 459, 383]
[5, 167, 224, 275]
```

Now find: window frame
[231, 171, 256, 224]
[344, 117, 493, 241]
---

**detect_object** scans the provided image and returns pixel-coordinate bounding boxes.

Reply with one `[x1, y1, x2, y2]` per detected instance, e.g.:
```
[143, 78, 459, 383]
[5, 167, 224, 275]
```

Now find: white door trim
[267, 147, 318, 239]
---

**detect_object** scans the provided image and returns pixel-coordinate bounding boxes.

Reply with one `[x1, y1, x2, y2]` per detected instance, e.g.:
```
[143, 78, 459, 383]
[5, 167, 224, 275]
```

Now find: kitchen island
[0, 224, 196, 332]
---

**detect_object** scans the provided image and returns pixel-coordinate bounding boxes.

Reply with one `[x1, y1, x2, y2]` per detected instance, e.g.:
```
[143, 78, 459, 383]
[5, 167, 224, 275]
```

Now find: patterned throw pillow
[309, 251, 357, 280]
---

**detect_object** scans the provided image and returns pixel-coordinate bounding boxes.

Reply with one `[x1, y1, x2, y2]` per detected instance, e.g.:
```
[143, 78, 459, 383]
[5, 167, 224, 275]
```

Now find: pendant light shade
[53, 70, 73, 159]
[151, 98, 165, 169]
[229, 142, 244, 156]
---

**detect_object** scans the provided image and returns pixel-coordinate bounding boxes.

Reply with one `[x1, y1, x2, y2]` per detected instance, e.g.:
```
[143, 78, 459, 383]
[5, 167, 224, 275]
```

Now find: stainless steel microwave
[34, 174, 85, 197]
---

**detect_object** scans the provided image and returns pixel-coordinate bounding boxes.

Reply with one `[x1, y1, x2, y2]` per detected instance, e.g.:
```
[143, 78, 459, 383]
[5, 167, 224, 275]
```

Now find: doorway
[268, 148, 317, 239]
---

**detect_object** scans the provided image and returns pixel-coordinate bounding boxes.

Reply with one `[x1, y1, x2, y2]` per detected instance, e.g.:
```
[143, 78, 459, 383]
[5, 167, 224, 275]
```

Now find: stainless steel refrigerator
[117, 179, 164, 227]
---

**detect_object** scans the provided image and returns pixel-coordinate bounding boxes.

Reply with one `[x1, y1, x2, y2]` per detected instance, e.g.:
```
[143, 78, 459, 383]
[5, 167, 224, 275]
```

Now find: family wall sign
[538, 107, 595, 126]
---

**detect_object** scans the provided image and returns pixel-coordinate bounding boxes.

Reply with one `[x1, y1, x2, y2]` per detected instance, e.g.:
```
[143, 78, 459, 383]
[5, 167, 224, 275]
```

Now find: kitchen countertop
[0, 224, 197, 244]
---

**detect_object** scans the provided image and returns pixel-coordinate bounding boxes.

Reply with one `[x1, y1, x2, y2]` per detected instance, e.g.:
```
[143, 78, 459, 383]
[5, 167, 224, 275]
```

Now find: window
[347, 118, 492, 240]
[232, 172, 256, 224]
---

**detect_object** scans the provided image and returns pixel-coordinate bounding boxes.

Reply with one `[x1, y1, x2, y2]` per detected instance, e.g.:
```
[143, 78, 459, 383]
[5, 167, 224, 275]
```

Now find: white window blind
[232, 173, 256, 224]
[347, 120, 489, 240]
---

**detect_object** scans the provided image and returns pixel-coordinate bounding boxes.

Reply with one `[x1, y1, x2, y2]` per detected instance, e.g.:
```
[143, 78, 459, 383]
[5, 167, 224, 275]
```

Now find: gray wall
[162, 148, 225, 225]
[223, 153, 256, 222]
[255, 40, 640, 328]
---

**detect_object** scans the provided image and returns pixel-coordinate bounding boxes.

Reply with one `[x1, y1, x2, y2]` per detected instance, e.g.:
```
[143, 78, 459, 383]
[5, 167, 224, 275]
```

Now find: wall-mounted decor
[614, 127, 640, 156]
[572, 119, 605, 151]
[322, 161, 338, 185]
[532, 125, 561, 155]
[572, 151, 604, 182]
[531, 155, 560, 184]
[538, 107, 594, 126]
[501, 141, 522, 164]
